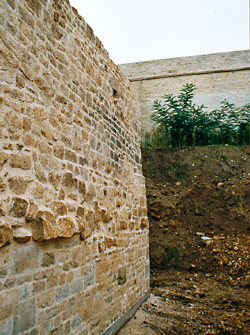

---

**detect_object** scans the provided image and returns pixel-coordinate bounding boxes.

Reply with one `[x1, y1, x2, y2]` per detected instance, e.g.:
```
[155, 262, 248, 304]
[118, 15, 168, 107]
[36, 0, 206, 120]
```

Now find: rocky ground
[119, 146, 250, 335]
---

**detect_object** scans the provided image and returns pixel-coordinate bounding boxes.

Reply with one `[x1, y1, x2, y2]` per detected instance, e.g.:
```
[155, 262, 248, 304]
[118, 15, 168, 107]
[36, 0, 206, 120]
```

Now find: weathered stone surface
[37, 289, 55, 308]
[117, 266, 127, 286]
[13, 299, 36, 335]
[25, 199, 38, 221]
[13, 228, 32, 243]
[10, 154, 32, 170]
[76, 206, 84, 218]
[62, 172, 78, 188]
[11, 246, 39, 274]
[8, 177, 32, 195]
[77, 218, 92, 240]
[48, 171, 61, 190]
[9, 198, 28, 218]
[0, 177, 7, 192]
[0, 200, 6, 216]
[0, 222, 13, 248]
[42, 252, 55, 267]
[51, 201, 67, 216]
[0, 150, 9, 168]
[140, 217, 148, 229]
[56, 285, 69, 302]
[32, 211, 57, 241]
[57, 217, 74, 238]
[84, 264, 95, 288]
[0, 322, 10, 335]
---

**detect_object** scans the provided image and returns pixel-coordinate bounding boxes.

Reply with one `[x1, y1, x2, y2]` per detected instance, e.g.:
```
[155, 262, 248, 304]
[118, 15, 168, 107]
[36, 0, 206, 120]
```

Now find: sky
[69, 0, 249, 65]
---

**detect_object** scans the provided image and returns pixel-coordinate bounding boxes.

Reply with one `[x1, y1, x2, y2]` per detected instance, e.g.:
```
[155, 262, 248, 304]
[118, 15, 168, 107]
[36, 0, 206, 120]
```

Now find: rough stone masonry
[0, 0, 149, 334]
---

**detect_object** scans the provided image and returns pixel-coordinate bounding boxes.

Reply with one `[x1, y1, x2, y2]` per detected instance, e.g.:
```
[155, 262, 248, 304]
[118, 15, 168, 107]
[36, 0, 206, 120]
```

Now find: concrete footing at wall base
[102, 289, 150, 335]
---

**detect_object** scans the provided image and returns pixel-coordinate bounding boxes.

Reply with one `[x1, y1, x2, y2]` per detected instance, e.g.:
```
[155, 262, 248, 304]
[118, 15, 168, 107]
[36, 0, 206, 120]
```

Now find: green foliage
[142, 83, 250, 148]
[162, 245, 180, 268]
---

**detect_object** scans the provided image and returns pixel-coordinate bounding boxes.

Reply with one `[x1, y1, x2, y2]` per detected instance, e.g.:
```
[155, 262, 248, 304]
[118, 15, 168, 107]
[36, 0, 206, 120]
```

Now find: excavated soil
[119, 146, 250, 335]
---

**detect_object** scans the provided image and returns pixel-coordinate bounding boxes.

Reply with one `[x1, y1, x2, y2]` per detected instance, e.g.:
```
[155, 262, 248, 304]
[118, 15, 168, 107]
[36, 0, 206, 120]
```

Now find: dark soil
[119, 146, 250, 335]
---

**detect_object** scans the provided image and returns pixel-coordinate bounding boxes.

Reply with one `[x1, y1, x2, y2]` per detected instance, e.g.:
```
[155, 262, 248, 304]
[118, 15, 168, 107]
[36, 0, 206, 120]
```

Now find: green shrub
[142, 83, 250, 148]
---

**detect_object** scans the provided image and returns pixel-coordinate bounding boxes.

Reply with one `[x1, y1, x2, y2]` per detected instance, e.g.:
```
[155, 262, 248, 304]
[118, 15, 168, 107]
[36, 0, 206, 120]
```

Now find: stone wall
[0, 0, 149, 334]
[119, 50, 250, 134]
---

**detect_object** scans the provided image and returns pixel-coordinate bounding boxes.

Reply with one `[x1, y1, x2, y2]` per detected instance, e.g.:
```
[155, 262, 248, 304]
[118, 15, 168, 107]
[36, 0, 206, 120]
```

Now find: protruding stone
[141, 217, 148, 229]
[77, 218, 93, 240]
[32, 211, 57, 241]
[13, 228, 32, 243]
[57, 217, 74, 238]
[0, 221, 13, 248]
[9, 198, 28, 218]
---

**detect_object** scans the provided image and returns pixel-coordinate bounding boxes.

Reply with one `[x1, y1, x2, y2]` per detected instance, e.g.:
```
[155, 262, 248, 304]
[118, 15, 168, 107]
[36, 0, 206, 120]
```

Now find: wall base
[102, 289, 150, 335]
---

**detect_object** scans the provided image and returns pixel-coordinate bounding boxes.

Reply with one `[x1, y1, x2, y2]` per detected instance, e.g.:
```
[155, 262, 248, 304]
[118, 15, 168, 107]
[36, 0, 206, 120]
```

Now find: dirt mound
[119, 146, 250, 334]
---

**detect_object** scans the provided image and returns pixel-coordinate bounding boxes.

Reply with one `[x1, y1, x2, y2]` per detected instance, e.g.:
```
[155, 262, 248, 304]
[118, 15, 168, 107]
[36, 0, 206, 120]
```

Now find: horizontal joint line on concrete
[128, 66, 250, 82]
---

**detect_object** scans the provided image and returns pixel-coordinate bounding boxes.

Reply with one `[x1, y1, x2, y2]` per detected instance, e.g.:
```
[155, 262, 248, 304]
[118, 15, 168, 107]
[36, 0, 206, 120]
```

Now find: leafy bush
[142, 83, 250, 148]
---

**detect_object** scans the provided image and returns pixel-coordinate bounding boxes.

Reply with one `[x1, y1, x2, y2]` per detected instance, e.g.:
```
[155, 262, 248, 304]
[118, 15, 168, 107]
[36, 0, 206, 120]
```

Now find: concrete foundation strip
[102, 289, 150, 335]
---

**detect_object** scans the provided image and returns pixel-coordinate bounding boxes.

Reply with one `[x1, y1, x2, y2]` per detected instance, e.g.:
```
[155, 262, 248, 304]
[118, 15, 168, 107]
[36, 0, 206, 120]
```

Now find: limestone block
[0, 221, 13, 248]
[13, 228, 32, 243]
[117, 266, 127, 286]
[0, 177, 7, 192]
[13, 298, 36, 335]
[9, 198, 28, 218]
[103, 210, 113, 223]
[0, 200, 6, 216]
[10, 154, 32, 170]
[51, 201, 67, 216]
[77, 218, 93, 240]
[42, 252, 55, 267]
[83, 264, 95, 288]
[105, 237, 118, 249]
[57, 217, 74, 238]
[8, 177, 32, 195]
[48, 171, 61, 190]
[32, 211, 57, 241]
[62, 172, 77, 188]
[0, 150, 9, 168]
[25, 199, 38, 221]
[140, 217, 148, 229]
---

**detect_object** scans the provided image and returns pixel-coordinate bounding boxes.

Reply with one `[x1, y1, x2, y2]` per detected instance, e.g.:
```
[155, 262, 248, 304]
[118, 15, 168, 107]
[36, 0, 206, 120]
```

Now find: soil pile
[119, 146, 250, 334]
